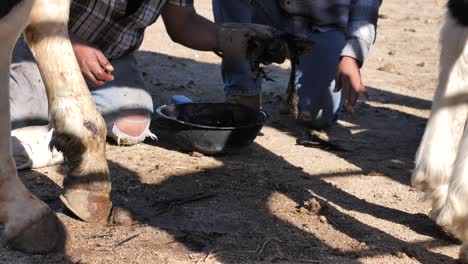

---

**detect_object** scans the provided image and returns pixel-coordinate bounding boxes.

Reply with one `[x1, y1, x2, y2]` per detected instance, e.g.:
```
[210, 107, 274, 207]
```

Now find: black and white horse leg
[0, 0, 66, 254]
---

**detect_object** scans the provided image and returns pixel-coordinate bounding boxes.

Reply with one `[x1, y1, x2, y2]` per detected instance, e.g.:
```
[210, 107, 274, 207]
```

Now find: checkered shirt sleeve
[341, 0, 382, 65]
[168, 0, 193, 6]
[278, 0, 381, 65]
[69, 0, 193, 60]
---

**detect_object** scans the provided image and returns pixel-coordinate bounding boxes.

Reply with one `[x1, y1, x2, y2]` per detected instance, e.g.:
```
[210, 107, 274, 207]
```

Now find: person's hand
[334, 56, 369, 112]
[70, 34, 114, 86]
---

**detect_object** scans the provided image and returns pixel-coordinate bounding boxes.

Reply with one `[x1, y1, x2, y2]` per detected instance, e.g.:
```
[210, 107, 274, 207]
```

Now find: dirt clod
[303, 198, 322, 215]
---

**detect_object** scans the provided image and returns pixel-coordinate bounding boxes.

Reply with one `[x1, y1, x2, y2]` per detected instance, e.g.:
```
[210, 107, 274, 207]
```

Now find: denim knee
[109, 111, 157, 146]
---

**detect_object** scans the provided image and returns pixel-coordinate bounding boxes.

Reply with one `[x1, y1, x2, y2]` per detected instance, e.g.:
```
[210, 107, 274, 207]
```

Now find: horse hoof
[60, 189, 112, 225]
[7, 210, 67, 254]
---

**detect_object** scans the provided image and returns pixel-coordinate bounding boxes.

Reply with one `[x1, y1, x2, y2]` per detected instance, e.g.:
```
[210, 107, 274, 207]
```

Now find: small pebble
[190, 151, 204, 158]
[112, 207, 135, 225]
[377, 63, 398, 74]
[378, 14, 389, 19]
[395, 251, 406, 258]
[186, 80, 195, 87]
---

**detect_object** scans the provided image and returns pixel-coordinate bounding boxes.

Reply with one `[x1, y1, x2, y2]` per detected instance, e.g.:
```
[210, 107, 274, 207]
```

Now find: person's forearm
[162, 5, 219, 51]
[177, 14, 218, 51]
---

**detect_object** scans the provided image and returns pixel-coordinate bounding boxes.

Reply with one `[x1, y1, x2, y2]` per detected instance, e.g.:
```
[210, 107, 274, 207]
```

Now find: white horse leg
[436, 120, 468, 262]
[412, 13, 468, 218]
[24, 0, 112, 224]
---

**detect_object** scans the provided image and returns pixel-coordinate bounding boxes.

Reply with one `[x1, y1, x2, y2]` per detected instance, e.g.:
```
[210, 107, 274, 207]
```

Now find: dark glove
[216, 23, 289, 65]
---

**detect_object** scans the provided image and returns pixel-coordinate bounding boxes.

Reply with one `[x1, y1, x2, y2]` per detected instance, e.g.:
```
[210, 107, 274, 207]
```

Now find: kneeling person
[10, 0, 292, 169]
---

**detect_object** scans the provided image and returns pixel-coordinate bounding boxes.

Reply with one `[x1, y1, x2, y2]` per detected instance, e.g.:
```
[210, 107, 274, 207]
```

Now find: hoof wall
[60, 189, 112, 225]
[8, 211, 67, 254]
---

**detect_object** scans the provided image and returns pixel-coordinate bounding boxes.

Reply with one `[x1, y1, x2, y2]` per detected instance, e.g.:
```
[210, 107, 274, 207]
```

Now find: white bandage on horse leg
[11, 125, 63, 170]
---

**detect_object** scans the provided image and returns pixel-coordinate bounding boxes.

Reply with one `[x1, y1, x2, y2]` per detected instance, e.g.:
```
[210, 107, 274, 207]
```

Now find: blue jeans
[213, 0, 345, 129]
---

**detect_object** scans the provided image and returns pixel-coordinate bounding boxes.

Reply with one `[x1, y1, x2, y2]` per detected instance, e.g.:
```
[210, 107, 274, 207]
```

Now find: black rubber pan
[153, 103, 268, 155]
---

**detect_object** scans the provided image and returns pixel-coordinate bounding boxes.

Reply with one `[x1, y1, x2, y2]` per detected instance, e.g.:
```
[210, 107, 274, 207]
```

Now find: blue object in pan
[171, 95, 193, 105]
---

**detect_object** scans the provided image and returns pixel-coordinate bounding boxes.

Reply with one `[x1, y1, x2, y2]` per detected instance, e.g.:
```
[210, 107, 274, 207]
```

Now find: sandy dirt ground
[1, 0, 462, 263]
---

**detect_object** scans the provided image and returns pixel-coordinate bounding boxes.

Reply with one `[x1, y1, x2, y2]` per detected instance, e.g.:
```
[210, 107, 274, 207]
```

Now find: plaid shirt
[278, 0, 382, 64]
[69, 0, 193, 60]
